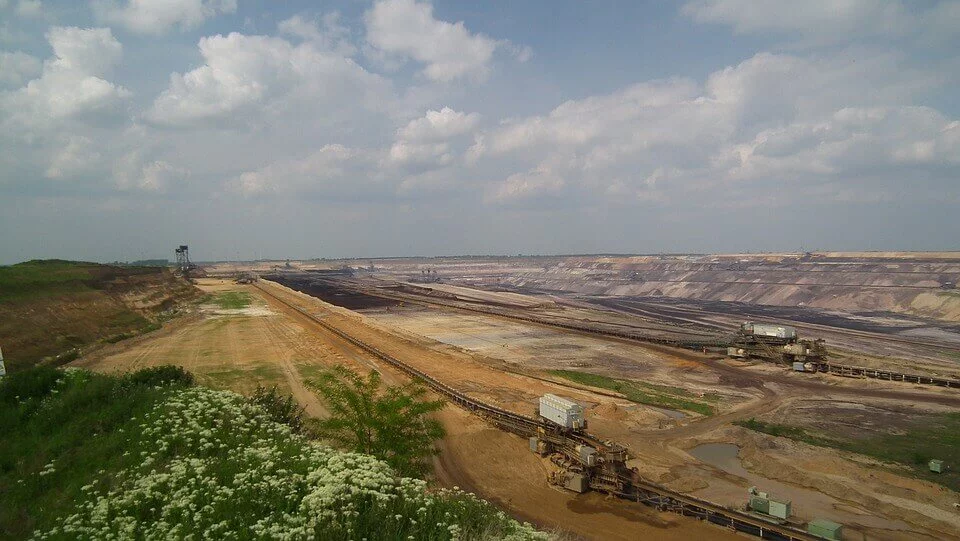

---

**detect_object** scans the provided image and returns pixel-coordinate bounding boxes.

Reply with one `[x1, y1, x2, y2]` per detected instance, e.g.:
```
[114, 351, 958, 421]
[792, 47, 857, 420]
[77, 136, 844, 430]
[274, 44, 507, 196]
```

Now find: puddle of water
[689, 443, 748, 477]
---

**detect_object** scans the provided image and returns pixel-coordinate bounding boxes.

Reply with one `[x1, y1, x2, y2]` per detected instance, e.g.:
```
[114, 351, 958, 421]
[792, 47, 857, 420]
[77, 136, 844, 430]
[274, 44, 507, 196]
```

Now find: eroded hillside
[0, 260, 200, 371]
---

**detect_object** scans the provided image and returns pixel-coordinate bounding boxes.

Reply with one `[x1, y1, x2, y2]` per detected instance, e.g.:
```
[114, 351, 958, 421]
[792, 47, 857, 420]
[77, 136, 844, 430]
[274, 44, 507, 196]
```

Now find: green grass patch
[0, 260, 160, 304]
[197, 364, 287, 394]
[294, 362, 329, 382]
[735, 416, 960, 491]
[548, 369, 715, 416]
[212, 291, 252, 309]
[102, 321, 163, 344]
[0, 260, 98, 303]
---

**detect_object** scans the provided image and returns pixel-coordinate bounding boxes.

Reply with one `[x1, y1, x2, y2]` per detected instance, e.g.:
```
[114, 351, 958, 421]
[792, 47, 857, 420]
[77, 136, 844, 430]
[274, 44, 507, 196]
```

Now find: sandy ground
[76, 278, 960, 540]
[75, 279, 740, 540]
[75, 280, 333, 416]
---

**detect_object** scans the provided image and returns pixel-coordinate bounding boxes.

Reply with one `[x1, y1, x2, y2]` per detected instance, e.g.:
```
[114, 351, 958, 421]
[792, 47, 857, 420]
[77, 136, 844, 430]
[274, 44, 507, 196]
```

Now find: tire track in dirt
[247, 310, 328, 417]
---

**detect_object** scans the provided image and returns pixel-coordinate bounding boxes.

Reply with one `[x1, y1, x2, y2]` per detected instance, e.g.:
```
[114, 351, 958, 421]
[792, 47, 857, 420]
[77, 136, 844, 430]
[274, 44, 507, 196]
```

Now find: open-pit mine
[83, 252, 960, 541]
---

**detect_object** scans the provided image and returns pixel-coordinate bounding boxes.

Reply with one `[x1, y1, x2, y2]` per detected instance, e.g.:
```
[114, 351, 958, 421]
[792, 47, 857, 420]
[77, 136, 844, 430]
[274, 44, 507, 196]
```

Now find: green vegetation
[212, 291, 252, 309]
[196, 364, 287, 394]
[734, 418, 825, 443]
[309, 365, 447, 478]
[251, 384, 309, 435]
[294, 361, 329, 382]
[0, 366, 193, 538]
[0, 260, 99, 303]
[548, 369, 716, 415]
[103, 321, 163, 344]
[735, 416, 960, 491]
[0, 366, 543, 540]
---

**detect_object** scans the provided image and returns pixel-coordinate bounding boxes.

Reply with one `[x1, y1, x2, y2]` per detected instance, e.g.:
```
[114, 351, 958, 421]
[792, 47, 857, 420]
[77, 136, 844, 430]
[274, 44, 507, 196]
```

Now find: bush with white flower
[32, 385, 547, 541]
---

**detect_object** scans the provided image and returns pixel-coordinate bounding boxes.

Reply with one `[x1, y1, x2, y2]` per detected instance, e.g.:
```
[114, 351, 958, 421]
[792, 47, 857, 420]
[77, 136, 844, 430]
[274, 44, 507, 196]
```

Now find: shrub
[250, 384, 308, 434]
[0, 366, 62, 405]
[0, 368, 172, 538]
[54, 349, 79, 364]
[125, 365, 194, 388]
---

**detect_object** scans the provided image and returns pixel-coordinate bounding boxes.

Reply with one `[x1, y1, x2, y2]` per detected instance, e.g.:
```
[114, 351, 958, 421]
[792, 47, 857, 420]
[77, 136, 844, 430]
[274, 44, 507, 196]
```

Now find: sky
[1, 0, 958, 264]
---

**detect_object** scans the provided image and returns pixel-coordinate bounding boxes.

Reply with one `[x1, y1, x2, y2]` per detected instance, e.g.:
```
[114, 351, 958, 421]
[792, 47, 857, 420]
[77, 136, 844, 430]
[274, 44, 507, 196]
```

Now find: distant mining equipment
[413, 269, 441, 283]
[235, 272, 259, 284]
[727, 322, 827, 365]
[174, 245, 203, 280]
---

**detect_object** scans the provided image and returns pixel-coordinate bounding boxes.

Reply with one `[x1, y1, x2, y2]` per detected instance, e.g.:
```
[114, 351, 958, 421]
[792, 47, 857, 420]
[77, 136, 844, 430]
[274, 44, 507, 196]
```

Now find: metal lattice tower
[175, 245, 191, 274]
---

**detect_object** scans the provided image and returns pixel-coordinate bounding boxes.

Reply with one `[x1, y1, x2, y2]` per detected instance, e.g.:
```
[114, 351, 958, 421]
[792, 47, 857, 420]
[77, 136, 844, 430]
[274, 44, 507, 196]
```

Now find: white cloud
[364, 0, 501, 82]
[704, 50, 937, 129]
[725, 106, 960, 182]
[474, 50, 956, 208]
[397, 106, 479, 141]
[114, 152, 188, 192]
[147, 32, 391, 127]
[388, 140, 451, 167]
[1, 27, 129, 131]
[16, 0, 42, 18]
[0, 51, 41, 86]
[46, 26, 123, 74]
[682, 0, 960, 43]
[45, 135, 101, 179]
[278, 12, 356, 56]
[388, 107, 479, 169]
[488, 164, 565, 203]
[93, 0, 237, 35]
[485, 78, 710, 155]
[227, 144, 378, 197]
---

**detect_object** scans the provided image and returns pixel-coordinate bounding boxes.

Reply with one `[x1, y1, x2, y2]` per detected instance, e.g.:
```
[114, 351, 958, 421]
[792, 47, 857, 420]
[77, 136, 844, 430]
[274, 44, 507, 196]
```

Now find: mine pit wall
[336, 254, 960, 323]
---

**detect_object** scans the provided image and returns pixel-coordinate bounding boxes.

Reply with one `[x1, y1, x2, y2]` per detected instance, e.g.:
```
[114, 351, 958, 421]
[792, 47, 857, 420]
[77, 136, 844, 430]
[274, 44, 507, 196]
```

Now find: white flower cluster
[33, 387, 547, 541]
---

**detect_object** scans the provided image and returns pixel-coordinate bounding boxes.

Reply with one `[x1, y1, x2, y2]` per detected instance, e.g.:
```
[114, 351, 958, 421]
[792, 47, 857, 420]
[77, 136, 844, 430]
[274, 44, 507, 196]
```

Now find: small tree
[309, 365, 445, 478]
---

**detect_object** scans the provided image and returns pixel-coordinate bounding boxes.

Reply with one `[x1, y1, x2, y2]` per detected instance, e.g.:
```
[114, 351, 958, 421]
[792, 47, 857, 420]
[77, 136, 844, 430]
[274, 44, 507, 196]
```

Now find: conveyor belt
[254, 282, 819, 540]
